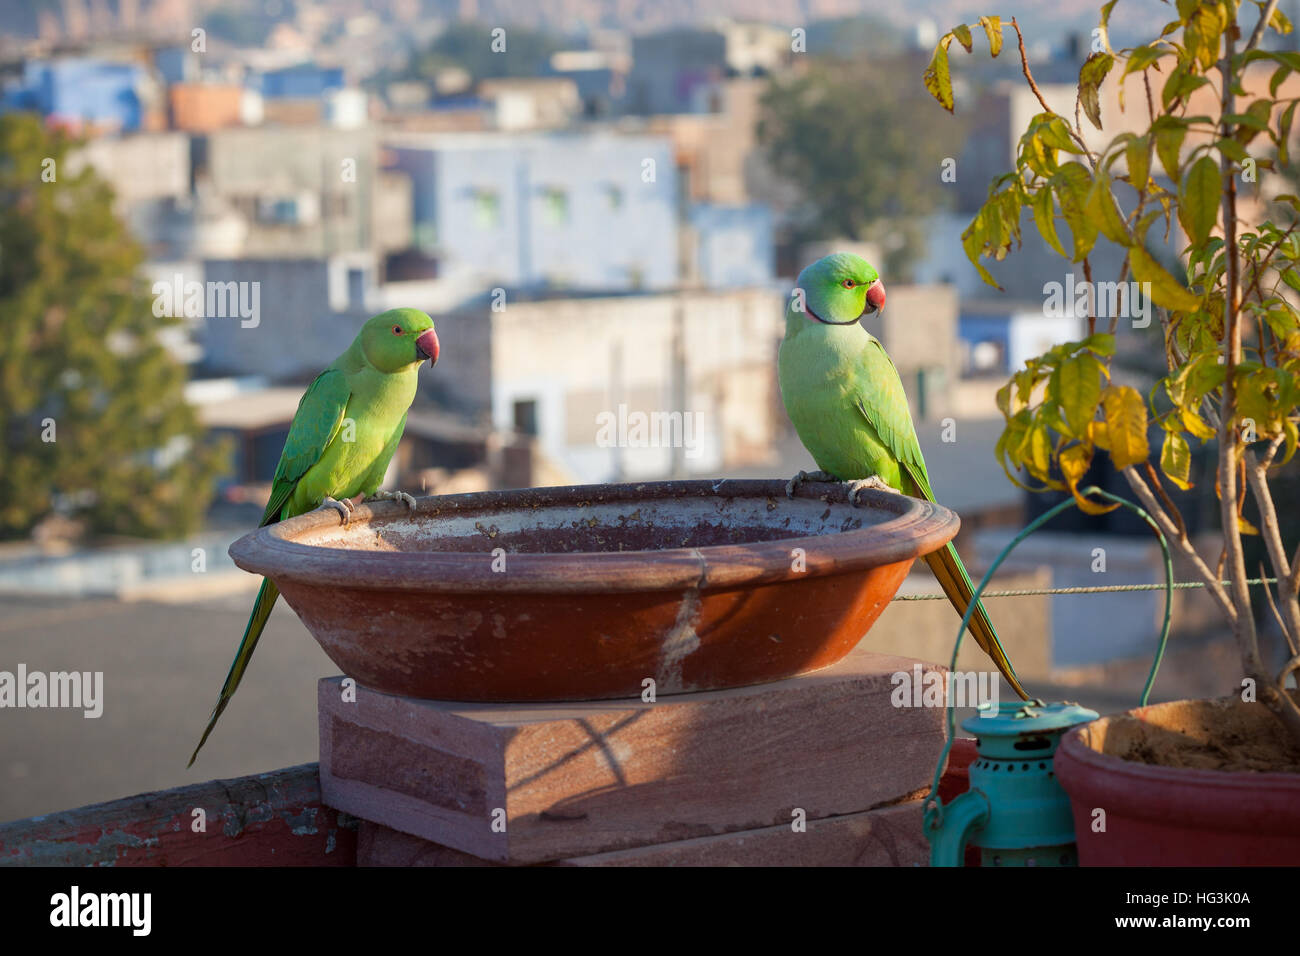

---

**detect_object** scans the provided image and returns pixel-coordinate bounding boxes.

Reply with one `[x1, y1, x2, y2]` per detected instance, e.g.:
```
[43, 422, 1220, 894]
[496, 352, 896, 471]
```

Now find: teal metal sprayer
[923, 487, 1174, 866]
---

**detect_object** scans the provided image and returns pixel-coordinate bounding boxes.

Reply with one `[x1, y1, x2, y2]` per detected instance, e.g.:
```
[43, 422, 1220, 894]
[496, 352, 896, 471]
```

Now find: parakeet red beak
[416, 328, 440, 367]
[863, 280, 886, 315]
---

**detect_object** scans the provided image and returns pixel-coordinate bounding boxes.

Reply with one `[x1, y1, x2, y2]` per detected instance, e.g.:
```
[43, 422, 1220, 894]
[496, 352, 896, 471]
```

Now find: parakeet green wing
[852, 341, 1029, 701]
[187, 368, 352, 767]
[259, 369, 352, 527]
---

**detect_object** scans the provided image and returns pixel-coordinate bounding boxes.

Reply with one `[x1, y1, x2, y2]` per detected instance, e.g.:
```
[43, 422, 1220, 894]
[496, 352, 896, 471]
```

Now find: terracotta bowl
[228, 479, 959, 701]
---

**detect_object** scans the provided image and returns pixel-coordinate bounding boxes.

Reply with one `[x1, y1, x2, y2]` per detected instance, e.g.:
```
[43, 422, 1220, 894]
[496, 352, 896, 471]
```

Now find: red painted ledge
[0, 747, 977, 867]
[0, 763, 357, 867]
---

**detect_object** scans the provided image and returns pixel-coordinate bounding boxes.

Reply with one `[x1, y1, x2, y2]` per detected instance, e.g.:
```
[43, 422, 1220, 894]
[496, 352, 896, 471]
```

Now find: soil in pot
[1097, 693, 1300, 774]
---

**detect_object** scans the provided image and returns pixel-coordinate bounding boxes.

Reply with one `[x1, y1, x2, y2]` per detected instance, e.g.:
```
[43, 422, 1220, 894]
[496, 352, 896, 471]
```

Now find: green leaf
[1123, 45, 1163, 76]
[1100, 0, 1120, 38]
[1103, 384, 1150, 469]
[1053, 161, 1098, 261]
[978, 16, 1003, 56]
[1126, 134, 1150, 187]
[1081, 332, 1117, 356]
[1037, 115, 1078, 151]
[1271, 64, 1292, 97]
[952, 23, 974, 53]
[1079, 52, 1114, 130]
[1160, 431, 1192, 489]
[1129, 245, 1202, 311]
[1215, 137, 1249, 162]
[1281, 102, 1297, 165]
[1032, 186, 1067, 258]
[1264, 305, 1300, 337]
[1055, 352, 1105, 436]
[961, 205, 1002, 289]
[1178, 155, 1220, 247]
[1089, 171, 1131, 244]
[1154, 119, 1187, 181]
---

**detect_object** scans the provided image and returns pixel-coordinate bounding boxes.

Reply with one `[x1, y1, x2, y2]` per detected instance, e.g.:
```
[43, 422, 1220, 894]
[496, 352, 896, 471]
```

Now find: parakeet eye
[392, 325, 403, 335]
[842, 279, 855, 289]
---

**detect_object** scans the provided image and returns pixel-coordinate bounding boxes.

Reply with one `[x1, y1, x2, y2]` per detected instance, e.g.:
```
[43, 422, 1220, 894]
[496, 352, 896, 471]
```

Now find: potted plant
[924, 2, 1300, 863]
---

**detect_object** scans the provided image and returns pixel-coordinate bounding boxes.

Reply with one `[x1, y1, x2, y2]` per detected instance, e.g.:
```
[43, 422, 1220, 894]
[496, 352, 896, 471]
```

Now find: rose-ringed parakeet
[187, 308, 441, 766]
[778, 253, 1028, 700]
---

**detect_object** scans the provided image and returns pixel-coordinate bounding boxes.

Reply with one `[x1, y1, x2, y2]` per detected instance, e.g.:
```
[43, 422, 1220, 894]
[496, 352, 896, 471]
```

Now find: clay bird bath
[228, 479, 959, 701]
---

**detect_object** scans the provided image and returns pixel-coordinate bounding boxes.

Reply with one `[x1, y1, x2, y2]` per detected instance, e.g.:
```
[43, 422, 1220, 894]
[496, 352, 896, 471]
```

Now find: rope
[896, 577, 1277, 600]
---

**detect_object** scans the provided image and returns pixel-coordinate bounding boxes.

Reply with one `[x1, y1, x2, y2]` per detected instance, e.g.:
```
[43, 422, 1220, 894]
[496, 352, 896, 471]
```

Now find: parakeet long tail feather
[922, 543, 1030, 701]
[187, 577, 280, 767]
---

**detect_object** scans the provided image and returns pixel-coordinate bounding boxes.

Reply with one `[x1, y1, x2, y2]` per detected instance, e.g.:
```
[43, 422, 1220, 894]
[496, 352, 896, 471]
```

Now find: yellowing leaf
[924, 35, 955, 112]
[1160, 430, 1192, 489]
[1102, 384, 1150, 469]
[952, 23, 973, 53]
[1026, 421, 1052, 478]
[978, 16, 1003, 56]
[1129, 245, 1202, 312]
[1060, 444, 1119, 514]
[1078, 52, 1114, 130]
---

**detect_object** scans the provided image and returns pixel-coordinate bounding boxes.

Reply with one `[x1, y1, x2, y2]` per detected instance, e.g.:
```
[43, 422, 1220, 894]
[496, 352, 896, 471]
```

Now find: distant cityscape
[0, 0, 1280, 819]
[0, 0, 1186, 513]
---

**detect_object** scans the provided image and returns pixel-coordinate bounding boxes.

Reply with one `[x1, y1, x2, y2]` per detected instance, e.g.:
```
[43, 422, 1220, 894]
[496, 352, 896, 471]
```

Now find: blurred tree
[0, 114, 226, 541]
[757, 54, 966, 280]
[407, 22, 564, 84]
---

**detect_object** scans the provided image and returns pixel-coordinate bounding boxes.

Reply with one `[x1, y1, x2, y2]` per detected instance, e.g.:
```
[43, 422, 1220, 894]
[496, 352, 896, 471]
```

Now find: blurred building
[477, 77, 581, 130]
[2, 57, 154, 132]
[196, 125, 411, 257]
[429, 286, 787, 482]
[386, 131, 678, 292]
[686, 204, 774, 289]
[627, 28, 727, 114]
[168, 83, 247, 132]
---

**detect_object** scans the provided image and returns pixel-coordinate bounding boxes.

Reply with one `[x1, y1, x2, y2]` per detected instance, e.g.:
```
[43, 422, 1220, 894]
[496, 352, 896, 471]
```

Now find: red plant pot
[1055, 698, 1300, 866]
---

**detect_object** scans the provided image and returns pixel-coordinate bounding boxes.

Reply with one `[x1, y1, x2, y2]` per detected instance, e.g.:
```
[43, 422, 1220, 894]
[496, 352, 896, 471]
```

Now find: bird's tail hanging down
[188, 577, 280, 767]
[923, 542, 1030, 700]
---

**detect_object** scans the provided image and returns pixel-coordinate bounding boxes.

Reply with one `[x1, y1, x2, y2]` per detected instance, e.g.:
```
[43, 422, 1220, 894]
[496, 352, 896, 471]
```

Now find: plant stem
[1122, 467, 1237, 621]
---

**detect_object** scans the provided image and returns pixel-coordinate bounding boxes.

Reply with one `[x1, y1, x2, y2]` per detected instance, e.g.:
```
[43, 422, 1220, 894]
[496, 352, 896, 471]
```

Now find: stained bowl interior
[289, 482, 908, 556]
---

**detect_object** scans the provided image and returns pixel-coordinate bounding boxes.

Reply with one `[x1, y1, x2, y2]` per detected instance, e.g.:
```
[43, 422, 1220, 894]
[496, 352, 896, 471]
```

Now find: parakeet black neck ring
[804, 305, 862, 326]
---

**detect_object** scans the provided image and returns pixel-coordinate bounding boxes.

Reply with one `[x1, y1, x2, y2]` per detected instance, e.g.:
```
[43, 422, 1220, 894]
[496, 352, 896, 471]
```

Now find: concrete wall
[485, 287, 785, 482]
[388, 133, 678, 292]
[71, 131, 190, 206]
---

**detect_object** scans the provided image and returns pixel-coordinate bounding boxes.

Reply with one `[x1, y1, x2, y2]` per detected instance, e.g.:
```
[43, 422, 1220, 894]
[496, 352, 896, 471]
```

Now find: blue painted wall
[4, 59, 145, 131]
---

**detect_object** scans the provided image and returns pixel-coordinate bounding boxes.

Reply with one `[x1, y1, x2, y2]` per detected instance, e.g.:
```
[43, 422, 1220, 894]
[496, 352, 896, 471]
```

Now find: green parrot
[778, 252, 1028, 700]
[188, 307, 440, 767]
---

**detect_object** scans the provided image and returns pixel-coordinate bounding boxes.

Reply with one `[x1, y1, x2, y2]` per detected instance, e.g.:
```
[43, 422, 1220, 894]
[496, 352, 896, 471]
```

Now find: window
[513, 399, 538, 436]
[542, 187, 568, 226]
[473, 189, 500, 229]
[347, 268, 366, 308]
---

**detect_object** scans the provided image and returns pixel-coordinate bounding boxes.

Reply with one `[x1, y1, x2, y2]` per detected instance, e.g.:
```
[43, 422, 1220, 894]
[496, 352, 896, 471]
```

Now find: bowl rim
[227, 478, 960, 593]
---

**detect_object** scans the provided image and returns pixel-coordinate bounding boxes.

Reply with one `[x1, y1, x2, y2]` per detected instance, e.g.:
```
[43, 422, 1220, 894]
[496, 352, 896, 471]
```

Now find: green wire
[924, 485, 1174, 831]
